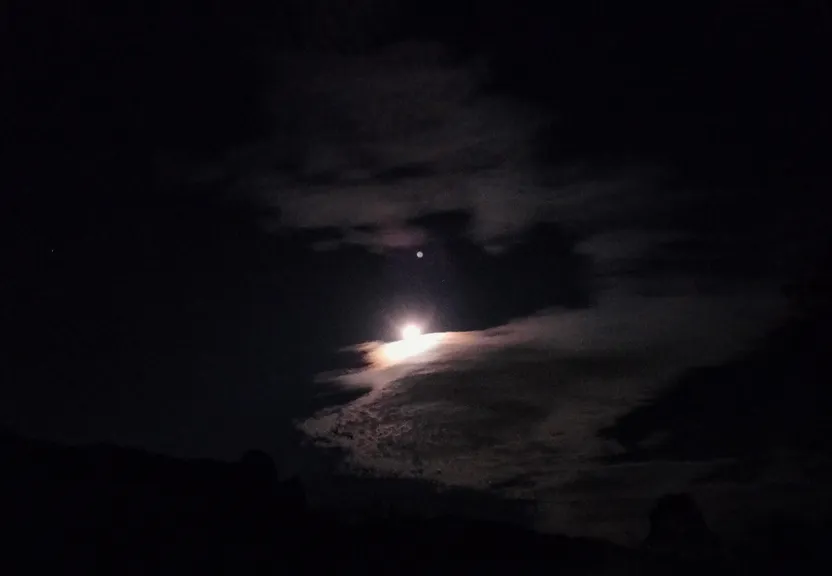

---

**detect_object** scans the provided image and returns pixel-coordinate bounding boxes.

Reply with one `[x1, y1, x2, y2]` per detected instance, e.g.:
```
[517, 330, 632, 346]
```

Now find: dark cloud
[406, 210, 473, 237]
[230, 42, 561, 248]
[210, 24, 828, 292]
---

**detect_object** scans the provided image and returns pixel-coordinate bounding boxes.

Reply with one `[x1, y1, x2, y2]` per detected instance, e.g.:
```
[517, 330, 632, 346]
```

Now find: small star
[416, 251, 423, 258]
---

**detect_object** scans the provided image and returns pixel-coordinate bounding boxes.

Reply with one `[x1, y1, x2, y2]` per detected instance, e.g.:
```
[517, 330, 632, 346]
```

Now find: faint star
[416, 251, 423, 258]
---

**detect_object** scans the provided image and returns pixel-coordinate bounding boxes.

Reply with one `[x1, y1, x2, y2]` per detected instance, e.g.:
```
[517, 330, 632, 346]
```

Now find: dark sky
[4, 0, 832, 542]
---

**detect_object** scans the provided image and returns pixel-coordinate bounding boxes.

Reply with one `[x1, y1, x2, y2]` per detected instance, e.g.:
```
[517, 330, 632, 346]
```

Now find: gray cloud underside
[227, 44, 683, 253]
[215, 41, 808, 282]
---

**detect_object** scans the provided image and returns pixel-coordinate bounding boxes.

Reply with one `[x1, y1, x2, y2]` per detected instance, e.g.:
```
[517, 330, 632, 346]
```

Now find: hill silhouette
[3, 424, 831, 574]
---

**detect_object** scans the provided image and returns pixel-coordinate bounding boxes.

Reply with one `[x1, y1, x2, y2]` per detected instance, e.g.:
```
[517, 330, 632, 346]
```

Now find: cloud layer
[222, 40, 815, 288]
[227, 42, 698, 256]
[300, 284, 788, 542]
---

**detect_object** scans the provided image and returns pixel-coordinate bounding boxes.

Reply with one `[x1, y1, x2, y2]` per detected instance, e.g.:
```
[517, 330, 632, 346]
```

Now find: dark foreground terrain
[2, 426, 831, 575]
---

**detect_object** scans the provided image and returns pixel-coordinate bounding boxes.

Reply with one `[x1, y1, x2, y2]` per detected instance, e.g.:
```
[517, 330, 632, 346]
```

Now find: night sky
[4, 0, 832, 543]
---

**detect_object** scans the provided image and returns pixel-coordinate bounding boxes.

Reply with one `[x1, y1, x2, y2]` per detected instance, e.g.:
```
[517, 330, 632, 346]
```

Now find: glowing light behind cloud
[381, 332, 444, 364]
[401, 324, 421, 340]
[302, 287, 790, 543]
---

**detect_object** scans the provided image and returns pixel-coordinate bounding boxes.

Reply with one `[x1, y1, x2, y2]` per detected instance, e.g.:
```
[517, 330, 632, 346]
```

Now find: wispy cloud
[230, 42, 686, 252]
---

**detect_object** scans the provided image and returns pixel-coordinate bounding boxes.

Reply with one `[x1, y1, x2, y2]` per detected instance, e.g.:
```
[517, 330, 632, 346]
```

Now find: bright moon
[376, 326, 444, 364]
[416, 251, 423, 258]
[401, 324, 421, 340]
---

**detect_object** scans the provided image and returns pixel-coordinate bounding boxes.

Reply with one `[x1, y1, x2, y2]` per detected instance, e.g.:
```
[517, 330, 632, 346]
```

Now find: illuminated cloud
[300, 284, 788, 542]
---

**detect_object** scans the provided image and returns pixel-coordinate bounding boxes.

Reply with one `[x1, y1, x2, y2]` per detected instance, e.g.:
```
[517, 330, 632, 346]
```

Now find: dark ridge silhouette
[3, 426, 831, 574]
[641, 493, 729, 574]
[0, 426, 618, 573]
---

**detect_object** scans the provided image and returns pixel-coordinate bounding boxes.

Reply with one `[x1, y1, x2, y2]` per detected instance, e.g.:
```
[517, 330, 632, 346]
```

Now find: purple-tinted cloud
[225, 42, 685, 253]
[215, 40, 808, 290]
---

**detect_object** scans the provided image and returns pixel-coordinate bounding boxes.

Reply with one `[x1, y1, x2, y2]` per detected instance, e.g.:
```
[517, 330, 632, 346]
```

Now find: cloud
[229, 39, 810, 285]
[228, 41, 686, 251]
[246, 165, 669, 252]
[299, 282, 788, 541]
